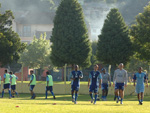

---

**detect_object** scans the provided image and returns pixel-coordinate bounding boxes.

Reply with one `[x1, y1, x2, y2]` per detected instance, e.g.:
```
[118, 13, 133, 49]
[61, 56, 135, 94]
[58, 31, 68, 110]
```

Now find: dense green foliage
[19, 33, 51, 69]
[0, 6, 26, 67]
[130, 3, 150, 63]
[97, 8, 133, 66]
[51, 0, 91, 67]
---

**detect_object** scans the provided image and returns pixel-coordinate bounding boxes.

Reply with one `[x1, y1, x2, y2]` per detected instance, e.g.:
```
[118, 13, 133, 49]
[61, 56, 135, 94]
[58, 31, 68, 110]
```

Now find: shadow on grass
[1, 93, 150, 102]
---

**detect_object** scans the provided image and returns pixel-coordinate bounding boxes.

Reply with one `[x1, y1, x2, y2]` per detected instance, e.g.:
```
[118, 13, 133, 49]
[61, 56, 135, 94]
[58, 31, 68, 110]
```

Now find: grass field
[1, 94, 150, 113]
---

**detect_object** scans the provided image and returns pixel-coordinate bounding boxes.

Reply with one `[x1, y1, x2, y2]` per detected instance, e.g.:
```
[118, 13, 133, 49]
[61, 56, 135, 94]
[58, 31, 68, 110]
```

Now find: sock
[139, 100, 141, 103]
[141, 99, 143, 102]
[104, 96, 106, 99]
[72, 93, 74, 99]
[90, 93, 93, 99]
[75, 93, 78, 102]
[15, 92, 18, 96]
[2, 91, 4, 97]
[9, 90, 11, 97]
[94, 94, 98, 103]
[50, 91, 54, 96]
[121, 98, 123, 102]
[45, 91, 48, 98]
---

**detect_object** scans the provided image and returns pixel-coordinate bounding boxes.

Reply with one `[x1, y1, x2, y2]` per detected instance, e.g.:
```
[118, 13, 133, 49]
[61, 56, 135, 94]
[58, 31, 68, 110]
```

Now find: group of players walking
[0, 63, 148, 105]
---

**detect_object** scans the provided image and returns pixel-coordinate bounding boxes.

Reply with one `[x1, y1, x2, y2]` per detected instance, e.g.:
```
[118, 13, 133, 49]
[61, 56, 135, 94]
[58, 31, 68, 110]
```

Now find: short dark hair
[5, 70, 7, 73]
[46, 71, 49, 75]
[30, 70, 34, 73]
[9, 71, 13, 74]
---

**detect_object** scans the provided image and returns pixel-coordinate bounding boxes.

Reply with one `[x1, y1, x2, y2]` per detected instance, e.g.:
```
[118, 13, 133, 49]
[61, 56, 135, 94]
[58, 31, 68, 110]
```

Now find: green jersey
[4, 73, 11, 84]
[30, 74, 36, 85]
[11, 74, 18, 85]
[46, 75, 53, 86]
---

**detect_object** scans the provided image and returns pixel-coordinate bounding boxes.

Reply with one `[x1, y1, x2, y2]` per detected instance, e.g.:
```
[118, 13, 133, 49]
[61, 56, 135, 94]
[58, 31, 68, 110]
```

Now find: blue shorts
[11, 85, 16, 90]
[136, 84, 144, 94]
[115, 83, 124, 90]
[102, 83, 108, 90]
[30, 85, 35, 91]
[89, 85, 99, 93]
[71, 85, 79, 92]
[46, 86, 53, 92]
[4, 83, 10, 89]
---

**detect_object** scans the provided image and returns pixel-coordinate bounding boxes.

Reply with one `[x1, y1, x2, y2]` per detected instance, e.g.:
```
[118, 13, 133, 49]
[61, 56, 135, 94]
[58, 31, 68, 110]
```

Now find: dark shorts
[46, 86, 53, 92]
[30, 85, 35, 91]
[115, 83, 124, 90]
[4, 83, 10, 89]
[89, 85, 99, 93]
[102, 83, 108, 90]
[71, 85, 79, 92]
[11, 85, 16, 90]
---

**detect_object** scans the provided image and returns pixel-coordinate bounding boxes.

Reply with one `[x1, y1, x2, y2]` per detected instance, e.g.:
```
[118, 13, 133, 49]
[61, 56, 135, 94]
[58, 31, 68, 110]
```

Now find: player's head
[118, 63, 124, 70]
[9, 71, 13, 74]
[4, 69, 7, 73]
[138, 67, 143, 73]
[94, 64, 99, 71]
[46, 71, 49, 75]
[102, 68, 106, 73]
[30, 70, 34, 75]
[75, 65, 79, 71]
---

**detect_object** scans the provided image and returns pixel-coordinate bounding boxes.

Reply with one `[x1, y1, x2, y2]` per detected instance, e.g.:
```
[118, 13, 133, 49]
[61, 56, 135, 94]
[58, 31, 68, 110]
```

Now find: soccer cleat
[74, 101, 77, 104]
[120, 101, 123, 104]
[93, 101, 96, 104]
[9, 96, 11, 99]
[53, 96, 56, 99]
[33, 95, 36, 99]
[139, 102, 143, 105]
[91, 99, 94, 103]
[45, 97, 48, 99]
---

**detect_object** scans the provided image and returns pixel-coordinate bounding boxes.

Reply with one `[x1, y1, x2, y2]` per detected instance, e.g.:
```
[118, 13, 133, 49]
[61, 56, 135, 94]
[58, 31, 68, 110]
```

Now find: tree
[130, 3, 150, 63]
[96, 8, 133, 71]
[19, 33, 52, 77]
[51, 0, 91, 68]
[0, 6, 26, 67]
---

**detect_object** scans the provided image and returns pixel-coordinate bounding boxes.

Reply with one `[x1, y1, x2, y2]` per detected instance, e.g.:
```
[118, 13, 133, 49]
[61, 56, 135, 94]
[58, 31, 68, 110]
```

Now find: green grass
[1, 94, 150, 113]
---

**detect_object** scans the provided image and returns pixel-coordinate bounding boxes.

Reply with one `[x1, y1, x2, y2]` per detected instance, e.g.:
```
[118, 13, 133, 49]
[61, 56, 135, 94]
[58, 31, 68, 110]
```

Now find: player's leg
[119, 89, 124, 104]
[74, 90, 78, 104]
[45, 86, 48, 99]
[101, 89, 105, 101]
[89, 85, 94, 103]
[71, 85, 75, 102]
[93, 87, 98, 104]
[1, 88, 5, 98]
[115, 89, 119, 103]
[30, 85, 35, 99]
[137, 93, 141, 104]
[50, 86, 56, 99]
[105, 89, 108, 100]
[8, 84, 11, 98]
[141, 92, 144, 104]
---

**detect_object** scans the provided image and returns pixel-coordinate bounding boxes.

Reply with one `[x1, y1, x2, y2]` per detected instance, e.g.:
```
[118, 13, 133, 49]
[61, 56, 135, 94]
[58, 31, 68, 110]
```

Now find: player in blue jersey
[1, 70, 12, 98]
[88, 64, 102, 104]
[133, 67, 148, 105]
[70, 65, 83, 104]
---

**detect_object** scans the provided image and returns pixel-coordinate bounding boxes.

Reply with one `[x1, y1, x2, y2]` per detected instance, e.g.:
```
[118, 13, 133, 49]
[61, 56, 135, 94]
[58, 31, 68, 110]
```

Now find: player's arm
[113, 71, 116, 87]
[124, 71, 128, 87]
[108, 74, 111, 87]
[70, 72, 74, 80]
[133, 74, 136, 86]
[46, 76, 49, 87]
[99, 73, 102, 88]
[79, 72, 83, 79]
[3, 74, 6, 83]
[144, 74, 148, 87]
[88, 73, 91, 88]
[28, 75, 33, 86]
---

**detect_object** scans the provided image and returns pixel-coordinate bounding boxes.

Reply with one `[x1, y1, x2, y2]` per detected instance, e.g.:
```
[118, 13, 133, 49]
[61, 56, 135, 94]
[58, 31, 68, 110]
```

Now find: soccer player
[113, 63, 128, 104]
[70, 65, 83, 104]
[101, 68, 111, 101]
[28, 70, 36, 99]
[45, 71, 56, 99]
[133, 67, 148, 105]
[88, 64, 102, 104]
[10, 72, 18, 98]
[1, 70, 12, 98]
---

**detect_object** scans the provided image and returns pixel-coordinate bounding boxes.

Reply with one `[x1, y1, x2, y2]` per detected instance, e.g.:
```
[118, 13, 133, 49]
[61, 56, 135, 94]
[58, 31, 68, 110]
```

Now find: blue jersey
[89, 71, 102, 87]
[70, 71, 83, 86]
[133, 72, 147, 85]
